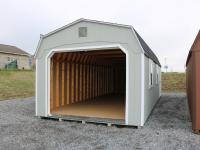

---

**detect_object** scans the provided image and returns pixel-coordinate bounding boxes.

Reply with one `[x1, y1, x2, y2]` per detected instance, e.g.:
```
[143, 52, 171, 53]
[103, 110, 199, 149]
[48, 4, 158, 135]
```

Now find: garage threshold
[40, 115, 137, 128]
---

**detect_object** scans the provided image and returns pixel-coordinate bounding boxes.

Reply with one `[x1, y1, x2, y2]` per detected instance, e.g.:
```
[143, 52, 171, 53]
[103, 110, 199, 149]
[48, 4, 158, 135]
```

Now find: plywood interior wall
[50, 49, 126, 111]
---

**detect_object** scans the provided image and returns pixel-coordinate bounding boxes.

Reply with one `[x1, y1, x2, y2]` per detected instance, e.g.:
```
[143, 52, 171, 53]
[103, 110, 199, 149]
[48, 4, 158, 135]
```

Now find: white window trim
[156, 65, 159, 85]
[149, 59, 153, 88]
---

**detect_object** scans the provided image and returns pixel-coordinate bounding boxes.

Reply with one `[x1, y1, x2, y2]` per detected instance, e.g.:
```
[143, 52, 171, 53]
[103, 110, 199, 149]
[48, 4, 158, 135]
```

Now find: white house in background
[0, 44, 32, 69]
[34, 18, 161, 127]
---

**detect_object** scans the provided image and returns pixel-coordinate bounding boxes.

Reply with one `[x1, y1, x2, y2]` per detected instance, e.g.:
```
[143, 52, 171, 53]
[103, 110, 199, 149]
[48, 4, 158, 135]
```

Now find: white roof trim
[34, 34, 43, 58]
[34, 18, 140, 58]
[43, 18, 132, 38]
[131, 27, 145, 54]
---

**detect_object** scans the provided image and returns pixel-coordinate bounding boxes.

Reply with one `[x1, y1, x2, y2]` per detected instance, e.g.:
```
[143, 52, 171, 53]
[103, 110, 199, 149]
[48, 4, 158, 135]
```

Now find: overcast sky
[0, 0, 199, 72]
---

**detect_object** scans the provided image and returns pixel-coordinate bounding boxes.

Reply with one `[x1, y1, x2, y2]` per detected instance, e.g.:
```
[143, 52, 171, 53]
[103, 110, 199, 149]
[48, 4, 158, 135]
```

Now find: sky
[0, 0, 199, 72]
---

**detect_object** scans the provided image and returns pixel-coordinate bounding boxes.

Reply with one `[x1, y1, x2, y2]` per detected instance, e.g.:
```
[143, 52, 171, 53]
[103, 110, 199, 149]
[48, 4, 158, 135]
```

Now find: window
[78, 27, 87, 37]
[156, 74, 158, 84]
[29, 58, 32, 67]
[156, 65, 159, 84]
[149, 59, 153, 88]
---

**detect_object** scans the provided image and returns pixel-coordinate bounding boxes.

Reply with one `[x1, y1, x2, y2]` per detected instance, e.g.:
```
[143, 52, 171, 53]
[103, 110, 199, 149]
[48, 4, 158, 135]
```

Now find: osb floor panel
[51, 95, 125, 120]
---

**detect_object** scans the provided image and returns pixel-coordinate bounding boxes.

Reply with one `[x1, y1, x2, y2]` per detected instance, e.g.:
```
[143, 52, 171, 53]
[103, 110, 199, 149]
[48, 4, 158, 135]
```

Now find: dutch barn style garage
[34, 19, 161, 127]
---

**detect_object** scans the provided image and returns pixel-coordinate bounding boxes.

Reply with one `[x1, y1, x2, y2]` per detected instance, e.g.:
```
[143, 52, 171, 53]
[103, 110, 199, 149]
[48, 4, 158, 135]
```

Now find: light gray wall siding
[143, 56, 161, 124]
[36, 58, 46, 115]
[128, 52, 143, 125]
[37, 21, 142, 58]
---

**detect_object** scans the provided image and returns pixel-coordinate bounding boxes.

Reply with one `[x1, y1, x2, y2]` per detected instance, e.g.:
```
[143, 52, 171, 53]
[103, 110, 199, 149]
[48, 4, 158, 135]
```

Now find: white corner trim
[140, 54, 145, 126]
[35, 59, 38, 116]
[34, 36, 43, 59]
[125, 48, 129, 125]
[131, 27, 145, 126]
[131, 27, 145, 54]
[44, 44, 130, 124]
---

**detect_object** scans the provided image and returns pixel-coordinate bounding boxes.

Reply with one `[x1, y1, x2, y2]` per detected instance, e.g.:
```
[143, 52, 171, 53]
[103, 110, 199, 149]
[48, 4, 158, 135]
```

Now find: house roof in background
[0, 44, 30, 56]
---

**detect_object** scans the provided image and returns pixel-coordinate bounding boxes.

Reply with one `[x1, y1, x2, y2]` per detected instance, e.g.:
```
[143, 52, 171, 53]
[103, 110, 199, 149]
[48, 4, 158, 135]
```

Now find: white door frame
[45, 44, 129, 124]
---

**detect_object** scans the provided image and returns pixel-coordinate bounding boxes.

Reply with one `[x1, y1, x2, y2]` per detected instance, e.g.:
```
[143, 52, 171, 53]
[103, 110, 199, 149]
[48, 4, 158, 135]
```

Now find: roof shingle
[134, 30, 161, 67]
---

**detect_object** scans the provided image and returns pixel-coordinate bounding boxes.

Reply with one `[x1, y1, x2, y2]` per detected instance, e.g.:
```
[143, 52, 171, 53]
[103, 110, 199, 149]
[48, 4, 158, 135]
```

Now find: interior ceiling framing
[51, 49, 125, 64]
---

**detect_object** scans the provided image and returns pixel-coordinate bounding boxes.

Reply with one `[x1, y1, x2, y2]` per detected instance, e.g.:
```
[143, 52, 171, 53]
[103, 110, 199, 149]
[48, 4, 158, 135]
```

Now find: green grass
[0, 70, 35, 100]
[162, 72, 186, 93]
[0, 70, 185, 100]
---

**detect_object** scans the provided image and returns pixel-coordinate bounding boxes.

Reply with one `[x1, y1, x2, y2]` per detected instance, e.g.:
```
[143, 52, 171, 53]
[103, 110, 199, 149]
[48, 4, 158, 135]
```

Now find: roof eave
[34, 34, 44, 59]
[0, 51, 30, 56]
[132, 28, 161, 67]
[186, 30, 200, 66]
[131, 27, 145, 54]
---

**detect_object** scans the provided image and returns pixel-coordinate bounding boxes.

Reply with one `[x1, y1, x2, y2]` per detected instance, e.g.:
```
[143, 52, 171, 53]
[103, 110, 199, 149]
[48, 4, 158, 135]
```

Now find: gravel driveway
[0, 93, 200, 150]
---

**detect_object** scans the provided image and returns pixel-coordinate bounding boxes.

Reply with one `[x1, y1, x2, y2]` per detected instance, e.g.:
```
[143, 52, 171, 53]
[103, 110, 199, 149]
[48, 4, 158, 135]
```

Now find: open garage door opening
[49, 49, 126, 121]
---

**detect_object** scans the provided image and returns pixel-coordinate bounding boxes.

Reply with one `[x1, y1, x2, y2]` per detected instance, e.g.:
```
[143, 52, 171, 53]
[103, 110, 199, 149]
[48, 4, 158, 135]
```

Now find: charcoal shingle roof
[134, 30, 161, 67]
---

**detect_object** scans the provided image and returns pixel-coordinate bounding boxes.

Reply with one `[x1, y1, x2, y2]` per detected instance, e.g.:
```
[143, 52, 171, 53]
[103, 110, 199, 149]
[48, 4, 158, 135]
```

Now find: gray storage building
[34, 18, 161, 127]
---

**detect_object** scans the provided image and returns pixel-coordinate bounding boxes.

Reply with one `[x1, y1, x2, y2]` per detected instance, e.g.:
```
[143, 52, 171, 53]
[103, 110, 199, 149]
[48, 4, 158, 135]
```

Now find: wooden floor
[51, 95, 125, 120]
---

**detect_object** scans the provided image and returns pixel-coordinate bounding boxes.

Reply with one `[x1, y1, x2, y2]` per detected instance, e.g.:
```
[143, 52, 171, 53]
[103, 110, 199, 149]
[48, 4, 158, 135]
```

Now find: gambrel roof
[134, 30, 161, 66]
[35, 18, 161, 66]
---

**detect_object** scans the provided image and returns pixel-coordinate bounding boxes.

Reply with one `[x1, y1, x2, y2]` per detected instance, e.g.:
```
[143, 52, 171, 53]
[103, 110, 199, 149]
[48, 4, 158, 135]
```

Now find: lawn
[162, 72, 186, 93]
[0, 70, 35, 100]
[0, 70, 186, 100]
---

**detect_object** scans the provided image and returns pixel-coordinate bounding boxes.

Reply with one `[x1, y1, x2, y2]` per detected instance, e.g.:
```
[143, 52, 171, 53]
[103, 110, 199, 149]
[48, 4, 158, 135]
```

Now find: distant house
[0, 44, 32, 69]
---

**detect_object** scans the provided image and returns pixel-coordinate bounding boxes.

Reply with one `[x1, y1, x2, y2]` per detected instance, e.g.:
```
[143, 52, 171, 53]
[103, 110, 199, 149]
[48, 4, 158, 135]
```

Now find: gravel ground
[0, 93, 200, 150]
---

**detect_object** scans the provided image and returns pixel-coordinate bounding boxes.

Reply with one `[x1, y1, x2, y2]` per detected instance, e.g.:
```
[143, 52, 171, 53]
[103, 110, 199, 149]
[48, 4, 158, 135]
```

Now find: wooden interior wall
[50, 50, 126, 111]
[113, 63, 126, 94]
